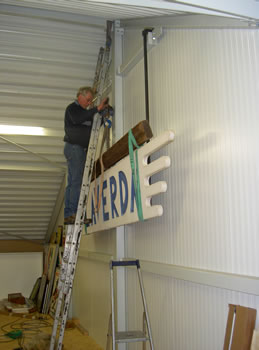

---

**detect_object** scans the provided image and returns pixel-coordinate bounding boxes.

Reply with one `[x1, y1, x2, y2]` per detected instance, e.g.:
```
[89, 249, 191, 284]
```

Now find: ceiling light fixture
[0, 125, 45, 136]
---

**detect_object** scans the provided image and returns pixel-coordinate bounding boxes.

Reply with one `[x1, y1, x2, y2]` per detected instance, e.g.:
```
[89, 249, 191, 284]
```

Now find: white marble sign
[86, 130, 174, 233]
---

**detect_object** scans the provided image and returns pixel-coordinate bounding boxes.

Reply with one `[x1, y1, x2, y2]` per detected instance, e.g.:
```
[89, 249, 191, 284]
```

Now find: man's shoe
[64, 215, 92, 225]
[64, 215, 76, 225]
[64, 217, 70, 225]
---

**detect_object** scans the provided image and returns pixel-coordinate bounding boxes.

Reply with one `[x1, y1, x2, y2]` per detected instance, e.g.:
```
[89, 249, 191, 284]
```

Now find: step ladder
[106, 260, 154, 350]
[49, 21, 112, 350]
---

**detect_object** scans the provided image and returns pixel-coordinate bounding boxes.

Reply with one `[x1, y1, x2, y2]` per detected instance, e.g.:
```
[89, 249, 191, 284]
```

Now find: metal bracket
[114, 19, 124, 35]
[147, 26, 163, 46]
[115, 27, 124, 35]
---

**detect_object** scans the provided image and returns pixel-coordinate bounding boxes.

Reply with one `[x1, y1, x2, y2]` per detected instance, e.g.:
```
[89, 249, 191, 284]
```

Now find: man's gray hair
[76, 86, 95, 98]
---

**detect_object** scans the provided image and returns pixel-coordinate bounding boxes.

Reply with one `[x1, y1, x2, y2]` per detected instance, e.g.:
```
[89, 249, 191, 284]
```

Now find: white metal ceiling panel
[1, 0, 184, 19]
[0, 4, 106, 243]
[2, 0, 258, 21]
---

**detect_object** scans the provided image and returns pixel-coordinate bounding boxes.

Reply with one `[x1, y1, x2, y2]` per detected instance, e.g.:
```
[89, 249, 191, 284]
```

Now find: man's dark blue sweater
[64, 101, 98, 148]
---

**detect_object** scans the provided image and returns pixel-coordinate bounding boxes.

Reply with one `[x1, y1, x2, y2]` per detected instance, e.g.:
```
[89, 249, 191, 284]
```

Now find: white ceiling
[2, 0, 259, 21]
[0, 0, 258, 247]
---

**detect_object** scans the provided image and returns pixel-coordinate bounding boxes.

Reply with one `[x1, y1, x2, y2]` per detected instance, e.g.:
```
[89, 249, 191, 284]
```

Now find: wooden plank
[223, 304, 257, 350]
[0, 240, 44, 253]
[92, 120, 153, 179]
[231, 305, 256, 350]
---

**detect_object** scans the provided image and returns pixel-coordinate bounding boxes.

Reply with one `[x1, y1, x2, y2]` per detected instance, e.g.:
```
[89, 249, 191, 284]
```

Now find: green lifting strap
[128, 129, 144, 221]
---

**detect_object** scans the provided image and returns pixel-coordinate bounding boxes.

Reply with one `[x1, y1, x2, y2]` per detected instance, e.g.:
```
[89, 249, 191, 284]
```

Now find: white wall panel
[124, 28, 259, 275]
[81, 229, 115, 256]
[72, 229, 116, 347]
[0, 253, 42, 299]
[123, 29, 143, 65]
[127, 269, 259, 350]
[73, 256, 111, 348]
[123, 62, 145, 131]
[122, 27, 259, 349]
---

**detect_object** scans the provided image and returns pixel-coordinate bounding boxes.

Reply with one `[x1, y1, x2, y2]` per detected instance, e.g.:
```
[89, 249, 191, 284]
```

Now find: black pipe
[142, 28, 154, 192]
[142, 28, 153, 123]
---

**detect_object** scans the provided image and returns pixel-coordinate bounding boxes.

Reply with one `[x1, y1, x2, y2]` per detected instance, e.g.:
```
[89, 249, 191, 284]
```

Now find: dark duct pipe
[142, 28, 153, 123]
[142, 28, 154, 192]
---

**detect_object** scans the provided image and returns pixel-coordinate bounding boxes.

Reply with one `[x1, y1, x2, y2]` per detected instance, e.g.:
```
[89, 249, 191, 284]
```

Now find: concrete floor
[0, 312, 103, 350]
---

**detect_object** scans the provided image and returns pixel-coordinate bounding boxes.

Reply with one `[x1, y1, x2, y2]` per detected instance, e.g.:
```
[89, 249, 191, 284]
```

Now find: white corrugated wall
[122, 27, 259, 349]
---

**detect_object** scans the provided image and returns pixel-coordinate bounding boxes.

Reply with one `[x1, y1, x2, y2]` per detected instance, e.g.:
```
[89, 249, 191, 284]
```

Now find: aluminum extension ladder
[106, 260, 155, 350]
[49, 21, 112, 350]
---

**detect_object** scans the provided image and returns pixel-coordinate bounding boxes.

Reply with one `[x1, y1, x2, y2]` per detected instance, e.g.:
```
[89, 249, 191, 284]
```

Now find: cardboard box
[224, 304, 257, 350]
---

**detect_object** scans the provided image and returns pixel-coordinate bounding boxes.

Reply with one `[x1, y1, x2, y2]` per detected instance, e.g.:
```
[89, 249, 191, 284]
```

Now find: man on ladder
[63, 86, 109, 225]
[50, 21, 112, 350]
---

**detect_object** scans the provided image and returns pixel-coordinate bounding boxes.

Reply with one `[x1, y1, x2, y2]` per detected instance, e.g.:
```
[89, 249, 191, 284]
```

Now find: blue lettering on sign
[91, 195, 96, 225]
[96, 185, 100, 219]
[91, 185, 101, 225]
[130, 174, 136, 213]
[102, 180, 109, 221]
[88, 170, 139, 225]
[119, 171, 128, 215]
[109, 176, 119, 219]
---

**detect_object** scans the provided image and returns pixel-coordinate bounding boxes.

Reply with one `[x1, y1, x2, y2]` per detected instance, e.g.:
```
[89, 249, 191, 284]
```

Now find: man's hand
[97, 97, 109, 112]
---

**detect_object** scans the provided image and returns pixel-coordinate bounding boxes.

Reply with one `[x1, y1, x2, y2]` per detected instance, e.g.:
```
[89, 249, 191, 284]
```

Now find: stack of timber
[92, 120, 153, 179]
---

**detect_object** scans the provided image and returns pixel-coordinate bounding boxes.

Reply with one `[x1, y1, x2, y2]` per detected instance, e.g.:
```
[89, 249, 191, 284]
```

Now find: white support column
[114, 20, 127, 350]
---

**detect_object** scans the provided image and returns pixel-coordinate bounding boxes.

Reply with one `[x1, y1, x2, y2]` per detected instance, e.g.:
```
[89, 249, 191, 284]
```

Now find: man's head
[77, 86, 95, 109]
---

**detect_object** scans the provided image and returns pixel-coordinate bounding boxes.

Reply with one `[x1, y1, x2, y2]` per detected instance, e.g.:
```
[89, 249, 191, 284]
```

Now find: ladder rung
[115, 331, 148, 343]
